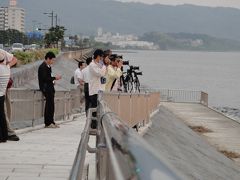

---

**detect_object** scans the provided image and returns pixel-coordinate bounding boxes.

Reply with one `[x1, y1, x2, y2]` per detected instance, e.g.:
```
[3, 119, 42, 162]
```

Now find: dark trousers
[89, 94, 98, 129]
[84, 83, 90, 115]
[43, 92, 55, 126]
[0, 96, 8, 141]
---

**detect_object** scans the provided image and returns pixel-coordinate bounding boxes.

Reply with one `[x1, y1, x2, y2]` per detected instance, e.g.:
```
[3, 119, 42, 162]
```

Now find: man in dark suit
[38, 51, 61, 128]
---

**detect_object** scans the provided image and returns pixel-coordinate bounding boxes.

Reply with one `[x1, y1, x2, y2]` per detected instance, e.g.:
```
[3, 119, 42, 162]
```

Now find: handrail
[141, 88, 208, 106]
[97, 100, 183, 180]
[69, 108, 96, 180]
[9, 88, 81, 128]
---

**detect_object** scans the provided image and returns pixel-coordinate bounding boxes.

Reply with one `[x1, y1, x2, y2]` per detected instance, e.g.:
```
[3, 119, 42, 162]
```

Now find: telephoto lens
[123, 61, 129, 65]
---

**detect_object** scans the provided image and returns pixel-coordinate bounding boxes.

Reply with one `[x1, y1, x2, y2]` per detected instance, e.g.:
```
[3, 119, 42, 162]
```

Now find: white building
[0, 0, 25, 32]
[0, 7, 8, 30]
[95, 28, 158, 50]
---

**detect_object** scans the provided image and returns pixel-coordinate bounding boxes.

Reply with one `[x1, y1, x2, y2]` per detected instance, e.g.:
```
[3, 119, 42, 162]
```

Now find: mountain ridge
[1, 0, 240, 41]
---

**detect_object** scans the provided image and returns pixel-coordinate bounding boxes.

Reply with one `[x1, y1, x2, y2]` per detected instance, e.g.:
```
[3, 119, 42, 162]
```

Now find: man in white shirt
[74, 61, 84, 87]
[81, 57, 92, 115]
[88, 49, 106, 129]
[74, 61, 85, 110]
[0, 49, 17, 142]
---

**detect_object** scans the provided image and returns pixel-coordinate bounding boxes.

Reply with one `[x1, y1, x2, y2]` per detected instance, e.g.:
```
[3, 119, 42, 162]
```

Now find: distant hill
[140, 32, 240, 51]
[2, 0, 240, 41]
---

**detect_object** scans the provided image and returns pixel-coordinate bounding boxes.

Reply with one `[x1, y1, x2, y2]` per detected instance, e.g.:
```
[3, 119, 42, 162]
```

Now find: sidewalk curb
[16, 112, 85, 135]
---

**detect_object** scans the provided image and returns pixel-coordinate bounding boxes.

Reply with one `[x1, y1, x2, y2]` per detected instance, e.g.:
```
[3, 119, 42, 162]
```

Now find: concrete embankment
[11, 49, 93, 89]
[143, 105, 240, 180]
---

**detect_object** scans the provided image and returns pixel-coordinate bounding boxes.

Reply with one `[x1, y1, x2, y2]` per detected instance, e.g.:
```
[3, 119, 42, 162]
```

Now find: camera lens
[123, 61, 129, 65]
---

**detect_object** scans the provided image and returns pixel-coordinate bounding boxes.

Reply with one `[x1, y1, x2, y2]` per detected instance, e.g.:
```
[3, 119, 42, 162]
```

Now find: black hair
[93, 49, 104, 59]
[45, 51, 56, 60]
[86, 57, 92, 65]
[78, 61, 84, 68]
[109, 54, 118, 61]
[103, 49, 112, 58]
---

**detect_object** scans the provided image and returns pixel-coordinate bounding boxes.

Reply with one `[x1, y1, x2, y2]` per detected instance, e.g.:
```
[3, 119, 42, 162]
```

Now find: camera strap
[110, 79, 117, 91]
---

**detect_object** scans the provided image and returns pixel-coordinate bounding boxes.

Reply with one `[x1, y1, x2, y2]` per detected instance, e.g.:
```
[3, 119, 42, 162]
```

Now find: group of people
[0, 48, 124, 142]
[73, 49, 124, 128]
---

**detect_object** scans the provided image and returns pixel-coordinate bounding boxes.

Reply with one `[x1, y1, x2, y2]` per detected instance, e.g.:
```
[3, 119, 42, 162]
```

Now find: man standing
[74, 61, 85, 87]
[105, 55, 123, 91]
[81, 57, 92, 115]
[38, 51, 61, 128]
[88, 49, 106, 128]
[0, 49, 17, 142]
[74, 61, 85, 110]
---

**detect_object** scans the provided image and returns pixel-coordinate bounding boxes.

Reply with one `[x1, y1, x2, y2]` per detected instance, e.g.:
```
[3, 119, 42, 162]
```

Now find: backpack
[70, 76, 75, 84]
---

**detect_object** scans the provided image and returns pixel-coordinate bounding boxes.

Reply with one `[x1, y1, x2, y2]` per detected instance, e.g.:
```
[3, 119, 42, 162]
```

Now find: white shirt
[88, 61, 106, 96]
[82, 66, 90, 83]
[74, 68, 83, 86]
[0, 50, 13, 96]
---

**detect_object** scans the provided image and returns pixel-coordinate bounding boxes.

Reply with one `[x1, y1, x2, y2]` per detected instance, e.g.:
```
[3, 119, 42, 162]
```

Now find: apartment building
[0, 0, 25, 32]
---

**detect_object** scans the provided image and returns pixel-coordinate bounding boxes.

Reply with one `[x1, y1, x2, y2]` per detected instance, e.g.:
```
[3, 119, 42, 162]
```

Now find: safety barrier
[102, 92, 160, 127]
[141, 88, 208, 106]
[69, 97, 183, 180]
[9, 88, 81, 127]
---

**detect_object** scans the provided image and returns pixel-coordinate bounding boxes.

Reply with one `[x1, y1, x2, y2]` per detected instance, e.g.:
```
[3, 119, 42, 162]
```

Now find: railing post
[32, 90, 36, 127]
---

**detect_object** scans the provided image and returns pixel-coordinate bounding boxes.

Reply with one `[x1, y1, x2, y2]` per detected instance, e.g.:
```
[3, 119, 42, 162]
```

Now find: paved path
[162, 102, 240, 166]
[0, 115, 89, 180]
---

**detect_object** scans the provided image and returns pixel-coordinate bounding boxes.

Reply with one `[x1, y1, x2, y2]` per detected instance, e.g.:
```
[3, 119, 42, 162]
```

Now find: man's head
[78, 61, 85, 70]
[103, 49, 112, 58]
[93, 49, 104, 62]
[45, 51, 56, 65]
[109, 54, 120, 67]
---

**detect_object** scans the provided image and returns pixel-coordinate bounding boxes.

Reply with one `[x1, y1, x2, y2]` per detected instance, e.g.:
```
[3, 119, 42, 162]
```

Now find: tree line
[0, 26, 65, 48]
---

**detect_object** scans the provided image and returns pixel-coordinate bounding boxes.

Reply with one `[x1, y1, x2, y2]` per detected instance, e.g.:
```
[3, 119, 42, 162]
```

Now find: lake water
[116, 50, 240, 109]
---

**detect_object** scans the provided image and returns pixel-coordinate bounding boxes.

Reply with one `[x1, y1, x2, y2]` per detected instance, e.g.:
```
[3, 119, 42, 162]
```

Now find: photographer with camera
[88, 49, 106, 129]
[105, 54, 123, 91]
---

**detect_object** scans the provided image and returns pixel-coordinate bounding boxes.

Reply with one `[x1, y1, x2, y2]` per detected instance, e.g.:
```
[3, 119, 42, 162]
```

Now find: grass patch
[219, 150, 240, 159]
[14, 48, 59, 65]
[188, 125, 212, 134]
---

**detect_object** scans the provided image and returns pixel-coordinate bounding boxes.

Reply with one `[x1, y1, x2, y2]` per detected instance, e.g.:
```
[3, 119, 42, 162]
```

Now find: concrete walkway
[0, 115, 91, 180]
[163, 102, 240, 166]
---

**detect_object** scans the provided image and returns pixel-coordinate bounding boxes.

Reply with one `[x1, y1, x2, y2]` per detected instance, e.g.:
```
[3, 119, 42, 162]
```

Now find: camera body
[130, 65, 139, 71]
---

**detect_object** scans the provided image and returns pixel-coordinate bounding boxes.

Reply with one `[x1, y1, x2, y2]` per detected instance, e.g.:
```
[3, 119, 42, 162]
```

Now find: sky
[117, 0, 240, 9]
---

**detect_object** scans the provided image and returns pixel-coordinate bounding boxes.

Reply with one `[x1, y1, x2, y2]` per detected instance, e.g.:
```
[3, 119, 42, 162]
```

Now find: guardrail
[141, 88, 208, 106]
[9, 88, 81, 128]
[102, 92, 160, 127]
[69, 95, 183, 180]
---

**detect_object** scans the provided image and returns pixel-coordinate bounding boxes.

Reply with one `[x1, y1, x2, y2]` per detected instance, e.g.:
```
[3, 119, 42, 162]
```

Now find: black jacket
[38, 62, 56, 93]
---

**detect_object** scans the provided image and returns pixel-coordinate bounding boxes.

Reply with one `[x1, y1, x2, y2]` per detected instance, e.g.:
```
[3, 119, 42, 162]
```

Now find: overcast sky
[117, 0, 240, 9]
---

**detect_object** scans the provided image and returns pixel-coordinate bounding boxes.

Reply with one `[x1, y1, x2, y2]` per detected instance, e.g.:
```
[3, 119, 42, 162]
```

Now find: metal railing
[9, 88, 81, 128]
[141, 88, 208, 106]
[102, 92, 160, 127]
[69, 95, 183, 180]
[69, 108, 97, 180]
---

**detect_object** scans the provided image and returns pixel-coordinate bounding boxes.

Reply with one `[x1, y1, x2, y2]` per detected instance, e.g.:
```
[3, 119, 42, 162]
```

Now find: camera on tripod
[130, 65, 139, 71]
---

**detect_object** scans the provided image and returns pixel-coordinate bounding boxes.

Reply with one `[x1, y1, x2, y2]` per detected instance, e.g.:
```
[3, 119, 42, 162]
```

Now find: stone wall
[11, 49, 92, 88]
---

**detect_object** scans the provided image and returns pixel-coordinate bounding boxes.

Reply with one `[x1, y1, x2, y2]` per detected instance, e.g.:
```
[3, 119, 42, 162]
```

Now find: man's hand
[55, 75, 62, 80]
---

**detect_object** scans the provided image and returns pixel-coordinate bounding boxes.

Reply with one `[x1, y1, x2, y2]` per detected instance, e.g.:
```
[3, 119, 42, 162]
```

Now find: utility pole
[43, 11, 54, 28]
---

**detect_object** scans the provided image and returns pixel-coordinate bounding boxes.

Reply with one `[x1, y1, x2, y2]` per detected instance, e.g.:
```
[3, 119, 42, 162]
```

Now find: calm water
[117, 50, 240, 109]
